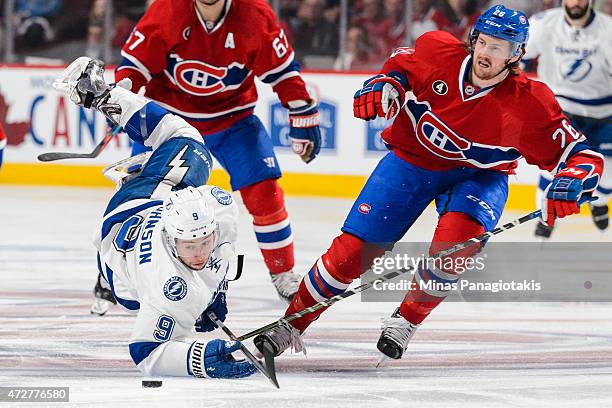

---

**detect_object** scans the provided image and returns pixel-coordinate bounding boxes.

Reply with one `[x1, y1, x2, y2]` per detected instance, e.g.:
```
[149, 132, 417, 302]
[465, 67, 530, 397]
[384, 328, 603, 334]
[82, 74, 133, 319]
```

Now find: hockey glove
[53, 56, 135, 126]
[289, 100, 321, 163]
[53, 57, 110, 108]
[542, 164, 598, 227]
[189, 339, 256, 379]
[353, 72, 408, 121]
[194, 292, 227, 333]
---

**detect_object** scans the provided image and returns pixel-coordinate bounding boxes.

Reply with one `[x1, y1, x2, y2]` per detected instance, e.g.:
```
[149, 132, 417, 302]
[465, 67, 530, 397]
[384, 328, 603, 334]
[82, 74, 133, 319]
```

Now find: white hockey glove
[53, 56, 134, 126]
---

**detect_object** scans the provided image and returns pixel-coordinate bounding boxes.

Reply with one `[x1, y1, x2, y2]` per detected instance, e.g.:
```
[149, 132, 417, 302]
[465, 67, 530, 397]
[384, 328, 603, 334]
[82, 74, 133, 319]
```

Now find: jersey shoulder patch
[210, 187, 233, 206]
[163, 276, 188, 301]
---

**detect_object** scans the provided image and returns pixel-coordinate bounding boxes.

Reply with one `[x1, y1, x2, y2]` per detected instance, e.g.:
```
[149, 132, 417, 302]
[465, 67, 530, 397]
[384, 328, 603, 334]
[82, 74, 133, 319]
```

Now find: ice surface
[1, 186, 611, 408]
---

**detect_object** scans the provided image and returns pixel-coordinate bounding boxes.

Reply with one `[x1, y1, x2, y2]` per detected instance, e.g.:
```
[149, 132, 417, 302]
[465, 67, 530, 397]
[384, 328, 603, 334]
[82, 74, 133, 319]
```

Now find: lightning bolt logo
[152, 144, 190, 198]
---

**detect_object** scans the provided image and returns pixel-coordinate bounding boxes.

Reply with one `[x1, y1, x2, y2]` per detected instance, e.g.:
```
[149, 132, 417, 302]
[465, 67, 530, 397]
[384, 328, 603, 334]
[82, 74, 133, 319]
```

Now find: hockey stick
[237, 208, 543, 342]
[208, 312, 280, 389]
[37, 125, 121, 162]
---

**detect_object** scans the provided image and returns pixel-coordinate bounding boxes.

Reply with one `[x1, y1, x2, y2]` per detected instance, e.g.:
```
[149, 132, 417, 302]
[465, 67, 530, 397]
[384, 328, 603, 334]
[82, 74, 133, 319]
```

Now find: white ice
[1, 186, 611, 408]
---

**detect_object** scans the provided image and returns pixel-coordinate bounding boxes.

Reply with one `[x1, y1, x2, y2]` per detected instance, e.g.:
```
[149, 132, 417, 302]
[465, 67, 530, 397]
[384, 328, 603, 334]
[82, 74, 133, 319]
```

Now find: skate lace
[271, 272, 300, 297]
[381, 316, 419, 350]
[273, 321, 306, 355]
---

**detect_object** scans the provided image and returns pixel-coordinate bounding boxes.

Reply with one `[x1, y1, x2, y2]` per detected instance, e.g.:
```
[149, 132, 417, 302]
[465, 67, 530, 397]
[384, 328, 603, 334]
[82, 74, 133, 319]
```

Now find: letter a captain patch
[225, 33, 235, 49]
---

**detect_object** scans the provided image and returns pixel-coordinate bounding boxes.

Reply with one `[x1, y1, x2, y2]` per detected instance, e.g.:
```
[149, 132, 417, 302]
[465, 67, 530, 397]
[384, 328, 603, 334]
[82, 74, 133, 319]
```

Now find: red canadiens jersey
[381, 31, 601, 174]
[115, 0, 310, 135]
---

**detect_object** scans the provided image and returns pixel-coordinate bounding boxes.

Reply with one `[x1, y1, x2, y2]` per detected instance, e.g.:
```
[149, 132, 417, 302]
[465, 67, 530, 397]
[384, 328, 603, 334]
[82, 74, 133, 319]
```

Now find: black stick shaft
[37, 125, 119, 162]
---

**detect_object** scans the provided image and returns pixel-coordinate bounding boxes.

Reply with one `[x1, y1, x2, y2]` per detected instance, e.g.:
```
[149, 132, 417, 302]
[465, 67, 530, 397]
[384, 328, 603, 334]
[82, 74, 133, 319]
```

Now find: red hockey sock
[286, 233, 384, 331]
[399, 212, 485, 324]
[240, 179, 294, 274]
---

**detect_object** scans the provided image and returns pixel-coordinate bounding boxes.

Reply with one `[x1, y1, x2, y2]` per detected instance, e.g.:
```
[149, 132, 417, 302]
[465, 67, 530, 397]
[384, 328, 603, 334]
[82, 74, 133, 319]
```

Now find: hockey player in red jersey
[254, 5, 605, 361]
[92, 0, 321, 311]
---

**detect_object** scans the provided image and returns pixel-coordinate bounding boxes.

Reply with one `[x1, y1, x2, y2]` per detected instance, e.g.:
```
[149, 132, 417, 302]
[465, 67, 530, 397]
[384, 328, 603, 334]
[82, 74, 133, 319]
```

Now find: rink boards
[0, 65, 543, 210]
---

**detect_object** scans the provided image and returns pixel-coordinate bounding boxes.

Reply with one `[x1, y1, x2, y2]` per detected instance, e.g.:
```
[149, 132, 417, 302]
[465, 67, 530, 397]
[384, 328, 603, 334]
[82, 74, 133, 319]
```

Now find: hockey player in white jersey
[524, 0, 612, 237]
[53, 57, 256, 379]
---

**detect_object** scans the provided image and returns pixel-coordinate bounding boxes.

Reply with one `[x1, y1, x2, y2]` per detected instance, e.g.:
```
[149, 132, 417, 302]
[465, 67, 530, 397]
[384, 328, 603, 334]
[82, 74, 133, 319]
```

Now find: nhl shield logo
[432, 80, 448, 95]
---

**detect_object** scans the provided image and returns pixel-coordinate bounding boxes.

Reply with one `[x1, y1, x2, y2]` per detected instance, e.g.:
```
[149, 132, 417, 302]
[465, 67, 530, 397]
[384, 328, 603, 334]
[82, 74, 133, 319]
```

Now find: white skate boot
[90, 272, 117, 316]
[254, 322, 305, 357]
[376, 308, 420, 359]
[103, 151, 152, 189]
[270, 271, 301, 303]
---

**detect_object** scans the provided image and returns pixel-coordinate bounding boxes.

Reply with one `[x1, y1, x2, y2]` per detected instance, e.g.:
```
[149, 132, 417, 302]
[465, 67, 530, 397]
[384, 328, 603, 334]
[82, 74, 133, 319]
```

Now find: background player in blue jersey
[524, 0, 612, 237]
[53, 57, 256, 379]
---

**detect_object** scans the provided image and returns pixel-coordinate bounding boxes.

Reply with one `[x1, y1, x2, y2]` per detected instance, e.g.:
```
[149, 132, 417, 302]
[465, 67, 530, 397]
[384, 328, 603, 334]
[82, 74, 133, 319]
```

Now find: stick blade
[37, 152, 93, 162]
[237, 342, 279, 389]
[260, 342, 280, 389]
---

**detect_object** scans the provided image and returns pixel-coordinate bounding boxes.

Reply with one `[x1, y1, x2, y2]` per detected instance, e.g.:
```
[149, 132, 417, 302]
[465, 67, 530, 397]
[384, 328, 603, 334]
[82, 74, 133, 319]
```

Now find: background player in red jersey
[91, 0, 321, 313]
[253, 5, 604, 361]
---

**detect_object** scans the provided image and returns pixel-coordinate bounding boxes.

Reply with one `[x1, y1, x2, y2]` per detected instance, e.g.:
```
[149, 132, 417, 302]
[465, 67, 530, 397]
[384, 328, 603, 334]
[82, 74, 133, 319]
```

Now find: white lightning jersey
[524, 8, 612, 119]
[94, 185, 239, 376]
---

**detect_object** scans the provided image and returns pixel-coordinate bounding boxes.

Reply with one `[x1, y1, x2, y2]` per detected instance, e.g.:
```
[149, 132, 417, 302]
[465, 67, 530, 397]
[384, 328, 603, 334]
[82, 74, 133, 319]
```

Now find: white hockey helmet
[162, 186, 217, 243]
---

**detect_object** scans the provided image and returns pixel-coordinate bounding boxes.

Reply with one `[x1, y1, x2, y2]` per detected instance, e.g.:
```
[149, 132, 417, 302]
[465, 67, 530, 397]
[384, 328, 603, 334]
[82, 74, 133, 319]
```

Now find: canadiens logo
[404, 99, 523, 168]
[416, 111, 471, 160]
[358, 203, 372, 214]
[169, 54, 250, 97]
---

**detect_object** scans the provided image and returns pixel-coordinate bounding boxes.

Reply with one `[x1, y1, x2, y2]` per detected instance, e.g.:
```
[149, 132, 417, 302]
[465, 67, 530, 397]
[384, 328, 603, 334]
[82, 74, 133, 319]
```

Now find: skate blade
[376, 354, 389, 368]
[537, 237, 549, 249]
[238, 343, 279, 389]
[90, 299, 111, 316]
[260, 342, 280, 389]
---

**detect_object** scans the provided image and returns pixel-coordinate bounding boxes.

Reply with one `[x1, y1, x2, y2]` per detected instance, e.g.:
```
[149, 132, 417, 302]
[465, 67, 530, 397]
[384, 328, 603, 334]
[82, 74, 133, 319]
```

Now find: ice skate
[270, 270, 300, 303]
[103, 151, 152, 188]
[376, 308, 420, 360]
[590, 204, 609, 231]
[90, 272, 117, 316]
[254, 322, 305, 357]
[534, 219, 554, 239]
